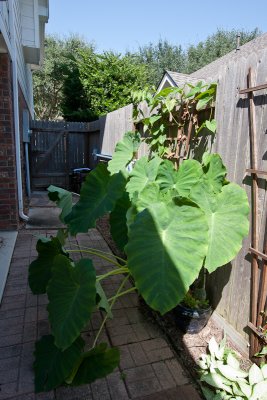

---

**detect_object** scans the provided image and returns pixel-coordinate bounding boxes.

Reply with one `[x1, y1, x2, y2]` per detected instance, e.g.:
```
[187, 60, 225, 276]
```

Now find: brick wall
[0, 52, 29, 230]
[0, 53, 19, 230]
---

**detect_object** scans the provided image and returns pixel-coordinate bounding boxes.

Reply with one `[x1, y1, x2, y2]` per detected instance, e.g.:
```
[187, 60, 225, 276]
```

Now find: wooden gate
[30, 120, 98, 189]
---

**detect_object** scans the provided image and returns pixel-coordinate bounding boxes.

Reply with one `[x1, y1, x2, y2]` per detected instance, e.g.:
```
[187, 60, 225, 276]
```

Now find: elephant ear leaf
[126, 200, 208, 314]
[71, 343, 120, 386]
[108, 131, 141, 175]
[65, 163, 126, 235]
[110, 191, 131, 251]
[47, 185, 73, 223]
[156, 159, 177, 192]
[156, 159, 202, 197]
[190, 181, 249, 272]
[34, 335, 84, 392]
[202, 153, 227, 193]
[126, 156, 162, 199]
[47, 256, 96, 350]
[28, 236, 66, 294]
[175, 159, 203, 196]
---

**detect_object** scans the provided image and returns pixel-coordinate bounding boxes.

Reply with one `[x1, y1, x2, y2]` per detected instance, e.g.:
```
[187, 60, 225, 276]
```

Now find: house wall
[0, 53, 19, 230]
[0, 0, 35, 115]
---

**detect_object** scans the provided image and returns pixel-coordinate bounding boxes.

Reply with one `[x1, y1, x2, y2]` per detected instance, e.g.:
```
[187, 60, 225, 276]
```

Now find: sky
[46, 0, 267, 53]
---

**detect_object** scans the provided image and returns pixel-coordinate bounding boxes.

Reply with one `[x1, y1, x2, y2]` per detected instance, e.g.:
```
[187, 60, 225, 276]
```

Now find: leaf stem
[66, 249, 122, 268]
[92, 274, 130, 348]
[96, 267, 129, 281]
[107, 286, 136, 302]
[69, 243, 127, 264]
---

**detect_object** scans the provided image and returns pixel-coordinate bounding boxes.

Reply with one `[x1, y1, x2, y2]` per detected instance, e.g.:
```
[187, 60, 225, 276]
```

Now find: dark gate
[30, 120, 99, 190]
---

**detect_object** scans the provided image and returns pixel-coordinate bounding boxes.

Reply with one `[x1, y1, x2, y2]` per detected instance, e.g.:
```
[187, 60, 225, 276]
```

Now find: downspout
[9, 0, 29, 221]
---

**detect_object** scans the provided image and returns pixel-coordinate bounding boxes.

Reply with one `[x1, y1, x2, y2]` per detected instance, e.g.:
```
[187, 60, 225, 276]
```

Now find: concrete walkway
[0, 222, 201, 399]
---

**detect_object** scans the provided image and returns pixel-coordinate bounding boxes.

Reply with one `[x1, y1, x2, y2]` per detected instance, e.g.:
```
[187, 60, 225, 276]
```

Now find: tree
[77, 51, 150, 116]
[33, 29, 261, 120]
[134, 39, 186, 87]
[185, 28, 260, 74]
[33, 35, 94, 120]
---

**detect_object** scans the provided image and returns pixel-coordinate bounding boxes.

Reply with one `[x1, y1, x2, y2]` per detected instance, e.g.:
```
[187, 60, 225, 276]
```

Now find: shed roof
[166, 71, 202, 86]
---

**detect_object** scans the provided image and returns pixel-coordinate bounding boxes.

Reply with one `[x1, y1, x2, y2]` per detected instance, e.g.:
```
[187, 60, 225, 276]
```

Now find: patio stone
[0, 226, 201, 400]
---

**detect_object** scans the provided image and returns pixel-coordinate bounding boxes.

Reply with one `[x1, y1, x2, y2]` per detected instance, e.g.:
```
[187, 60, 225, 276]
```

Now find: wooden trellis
[239, 68, 267, 357]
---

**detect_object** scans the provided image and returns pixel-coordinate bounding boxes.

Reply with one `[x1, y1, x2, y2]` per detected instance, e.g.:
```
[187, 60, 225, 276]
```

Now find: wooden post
[257, 239, 267, 328]
[247, 68, 259, 357]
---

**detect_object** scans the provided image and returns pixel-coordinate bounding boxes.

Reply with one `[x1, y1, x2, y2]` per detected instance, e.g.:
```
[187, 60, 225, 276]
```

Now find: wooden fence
[206, 50, 267, 354]
[95, 50, 267, 355]
[30, 120, 100, 189]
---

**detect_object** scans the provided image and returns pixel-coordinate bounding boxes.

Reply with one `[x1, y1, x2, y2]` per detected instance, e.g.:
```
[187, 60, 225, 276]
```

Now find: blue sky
[47, 0, 267, 53]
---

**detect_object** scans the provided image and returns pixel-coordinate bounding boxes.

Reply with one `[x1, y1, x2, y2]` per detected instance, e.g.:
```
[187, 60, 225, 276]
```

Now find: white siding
[0, 2, 12, 53]
[14, 0, 34, 113]
[21, 0, 39, 48]
[0, 0, 48, 114]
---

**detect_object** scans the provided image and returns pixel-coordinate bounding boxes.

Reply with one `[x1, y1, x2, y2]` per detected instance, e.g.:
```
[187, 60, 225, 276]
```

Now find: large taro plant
[28, 83, 250, 392]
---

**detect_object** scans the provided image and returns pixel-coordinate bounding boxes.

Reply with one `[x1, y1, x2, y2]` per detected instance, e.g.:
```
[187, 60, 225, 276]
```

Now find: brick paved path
[0, 228, 201, 400]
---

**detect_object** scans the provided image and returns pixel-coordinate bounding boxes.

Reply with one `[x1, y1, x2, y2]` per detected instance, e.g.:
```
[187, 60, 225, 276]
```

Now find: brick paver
[0, 227, 202, 400]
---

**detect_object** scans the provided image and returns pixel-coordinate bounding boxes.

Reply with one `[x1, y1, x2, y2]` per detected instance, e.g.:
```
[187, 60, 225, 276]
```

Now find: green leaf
[249, 363, 264, 385]
[232, 382, 245, 397]
[185, 82, 204, 98]
[208, 337, 219, 357]
[66, 163, 126, 236]
[238, 380, 252, 398]
[196, 95, 213, 111]
[28, 237, 66, 294]
[252, 380, 267, 400]
[71, 343, 120, 385]
[202, 153, 227, 193]
[255, 347, 267, 358]
[156, 160, 177, 192]
[175, 160, 203, 196]
[56, 228, 68, 246]
[201, 384, 217, 400]
[156, 159, 202, 197]
[107, 131, 141, 175]
[110, 192, 130, 251]
[154, 87, 177, 99]
[165, 98, 176, 112]
[126, 156, 162, 199]
[200, 373, 233, 393]
[227, 353, 240, 370]
[217, 364, 248, 381]
[190, 182, 249, 272]
[261, 364, 267, 379]
[147, 115, 162, 125]
[206, 119, 217, 133]
[47, 255, 96, 350]
[134, 183, 161, 212]
[48, 185, 73, 223]
[126, 200, 208, 314]
[96, 281, 113, 318]
[34, 335, 84, 392]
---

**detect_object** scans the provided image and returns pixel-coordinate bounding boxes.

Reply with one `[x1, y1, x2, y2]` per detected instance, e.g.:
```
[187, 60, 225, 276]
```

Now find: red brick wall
[0, 53, 19, 230]
[0, 53, 30, 230]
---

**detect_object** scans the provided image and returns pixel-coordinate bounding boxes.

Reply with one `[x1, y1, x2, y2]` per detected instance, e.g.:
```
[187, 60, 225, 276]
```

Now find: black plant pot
[173, 304, 212, 334]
